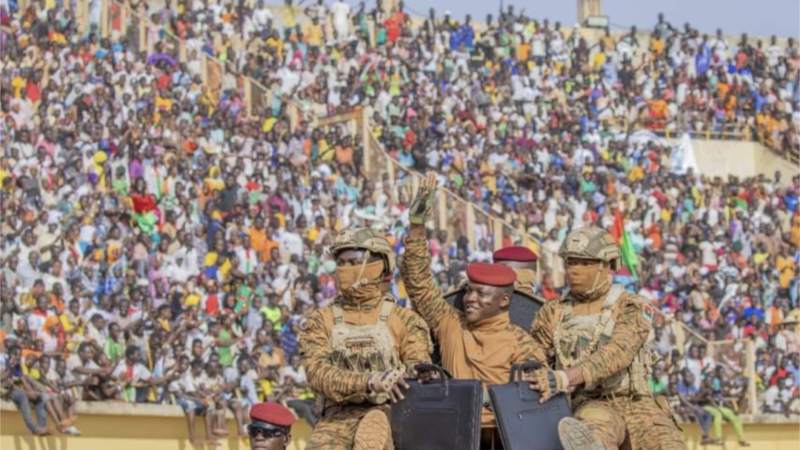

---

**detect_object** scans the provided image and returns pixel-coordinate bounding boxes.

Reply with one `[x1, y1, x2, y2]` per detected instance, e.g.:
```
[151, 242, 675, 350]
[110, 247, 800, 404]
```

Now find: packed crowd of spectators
[1, 0, 798, 443]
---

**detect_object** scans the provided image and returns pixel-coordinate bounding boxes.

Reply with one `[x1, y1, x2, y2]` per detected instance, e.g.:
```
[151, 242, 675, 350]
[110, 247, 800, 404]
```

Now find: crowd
[1, 0, 799, 444]
[0, 0, 368, 441]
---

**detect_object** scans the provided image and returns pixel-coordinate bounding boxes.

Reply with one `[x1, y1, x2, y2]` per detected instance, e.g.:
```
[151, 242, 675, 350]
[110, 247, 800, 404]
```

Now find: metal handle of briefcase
[508, 361, 542, 383]
[414, 363, 453, 379]
[411, 363, 452, 397]
[509, 361, 542, 401]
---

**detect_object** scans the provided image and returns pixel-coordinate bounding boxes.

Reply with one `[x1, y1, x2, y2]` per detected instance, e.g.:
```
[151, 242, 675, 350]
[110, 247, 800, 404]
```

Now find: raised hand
[409, 172, 437, 226]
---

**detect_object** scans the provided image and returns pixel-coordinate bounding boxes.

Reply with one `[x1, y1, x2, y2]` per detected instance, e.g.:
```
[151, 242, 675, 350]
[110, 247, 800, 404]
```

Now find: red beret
[493, 246, 538, 262]
[466, 263, 516, 287]
[249, 402, 296, 428]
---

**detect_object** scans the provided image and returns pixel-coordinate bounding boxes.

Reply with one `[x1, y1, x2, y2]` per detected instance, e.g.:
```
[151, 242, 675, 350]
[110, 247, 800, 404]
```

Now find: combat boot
[354, 409, 391, 450]
[558, 417, 605, 450]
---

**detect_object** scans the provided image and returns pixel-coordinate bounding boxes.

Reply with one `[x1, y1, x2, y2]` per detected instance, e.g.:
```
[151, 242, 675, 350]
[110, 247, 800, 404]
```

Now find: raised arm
[401, 172, 459, 337]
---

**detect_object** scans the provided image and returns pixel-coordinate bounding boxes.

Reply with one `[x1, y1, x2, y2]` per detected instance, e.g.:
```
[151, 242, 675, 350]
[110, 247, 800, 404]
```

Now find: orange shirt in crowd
[702, 296, 720, 322]
[648, 98, 667, 120]
[335, 145, 353, 165]
[249, 227, 278, 262]
[717, 82, 730, 100]
[650, 37, 665, 59]
[647, 225, 663, 250]
[49, 295, 65, 315]
[736, 52, 748, 70]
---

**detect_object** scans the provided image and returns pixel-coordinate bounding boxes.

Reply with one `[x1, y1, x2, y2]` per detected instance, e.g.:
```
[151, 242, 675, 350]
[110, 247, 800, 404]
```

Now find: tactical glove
[368, 369, 405, 394]
[409, 172, 437, 225]
[534, 368, 570, 403]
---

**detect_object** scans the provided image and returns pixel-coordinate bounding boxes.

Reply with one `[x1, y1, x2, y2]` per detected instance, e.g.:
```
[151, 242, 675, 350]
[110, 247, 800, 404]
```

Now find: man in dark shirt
[218, 176, 240, 214]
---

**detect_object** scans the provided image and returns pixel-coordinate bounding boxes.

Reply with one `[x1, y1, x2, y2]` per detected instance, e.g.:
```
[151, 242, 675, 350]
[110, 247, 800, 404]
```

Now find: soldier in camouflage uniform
[299, 228, 432, 450]
[528, 227, 686, 450]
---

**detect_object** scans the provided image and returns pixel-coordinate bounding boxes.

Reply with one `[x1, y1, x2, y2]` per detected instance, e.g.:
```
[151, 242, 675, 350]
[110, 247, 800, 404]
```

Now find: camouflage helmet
[330, 228, 395, 274]
[558, 227, 620, 268]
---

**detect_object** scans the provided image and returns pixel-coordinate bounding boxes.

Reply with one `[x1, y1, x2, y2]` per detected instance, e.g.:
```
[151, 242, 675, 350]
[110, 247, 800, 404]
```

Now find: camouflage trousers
[305, 403, 394, 450]
[573, 396, 686, 450]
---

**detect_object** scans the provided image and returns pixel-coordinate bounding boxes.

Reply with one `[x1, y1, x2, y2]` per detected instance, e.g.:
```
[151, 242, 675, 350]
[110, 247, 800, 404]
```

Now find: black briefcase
[489, 362, 572, 450]
[391, 364, 482, 450]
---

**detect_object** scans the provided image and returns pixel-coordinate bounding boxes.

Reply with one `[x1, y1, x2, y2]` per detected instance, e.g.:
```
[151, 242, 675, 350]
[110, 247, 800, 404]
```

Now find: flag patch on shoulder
[642, 304, 655, 323]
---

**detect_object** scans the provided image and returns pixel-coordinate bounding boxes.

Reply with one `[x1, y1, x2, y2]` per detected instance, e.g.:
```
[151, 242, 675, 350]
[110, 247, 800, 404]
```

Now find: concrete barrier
[691, 140, 799, 182]
[0, 400, 312, 450]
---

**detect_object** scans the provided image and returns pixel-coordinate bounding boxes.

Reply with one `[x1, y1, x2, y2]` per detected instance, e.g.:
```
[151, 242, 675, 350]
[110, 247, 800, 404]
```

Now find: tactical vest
[553, 285, 655, 400]
[328, 300, 401, 405]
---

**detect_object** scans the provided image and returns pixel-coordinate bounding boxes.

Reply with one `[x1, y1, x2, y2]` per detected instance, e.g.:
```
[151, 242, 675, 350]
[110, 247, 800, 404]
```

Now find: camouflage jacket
[299, 292, 431, 404]
[529, 290, 652, 391]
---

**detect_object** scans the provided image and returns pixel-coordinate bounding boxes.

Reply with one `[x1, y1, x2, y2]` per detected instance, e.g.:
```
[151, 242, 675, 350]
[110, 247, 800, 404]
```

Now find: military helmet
[330, 228, 395, 274]
[558, 227, 620, 268]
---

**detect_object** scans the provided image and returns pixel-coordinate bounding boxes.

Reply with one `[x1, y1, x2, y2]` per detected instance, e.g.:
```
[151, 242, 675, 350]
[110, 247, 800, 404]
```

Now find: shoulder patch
[641, 304, 655, 323]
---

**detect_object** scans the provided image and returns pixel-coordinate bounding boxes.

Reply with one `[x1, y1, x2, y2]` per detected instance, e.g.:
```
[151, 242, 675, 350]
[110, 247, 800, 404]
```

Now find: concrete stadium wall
[690, 140, 799, 182]
[0, 401, 313, 450]
[1, 401, 798, 450]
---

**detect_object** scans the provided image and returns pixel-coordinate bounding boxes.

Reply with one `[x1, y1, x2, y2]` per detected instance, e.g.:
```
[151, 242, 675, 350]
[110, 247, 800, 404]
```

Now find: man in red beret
[248, 402, 296, 450]
[492, 246, 538, 297]
[440, 246, 545, 333]
[402, 173, 547, 426]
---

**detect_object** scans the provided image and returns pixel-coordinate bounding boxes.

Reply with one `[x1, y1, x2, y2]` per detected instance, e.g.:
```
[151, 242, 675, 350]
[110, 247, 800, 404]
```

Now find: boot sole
[559, 417, 600, 450]
[354, 410, 390, 450]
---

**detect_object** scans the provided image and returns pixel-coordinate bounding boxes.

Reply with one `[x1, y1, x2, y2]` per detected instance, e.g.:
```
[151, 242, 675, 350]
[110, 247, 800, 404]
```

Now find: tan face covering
[336, 260, 386, 301]
[514, 269, 536, 294]
[567, 263, 610, 301]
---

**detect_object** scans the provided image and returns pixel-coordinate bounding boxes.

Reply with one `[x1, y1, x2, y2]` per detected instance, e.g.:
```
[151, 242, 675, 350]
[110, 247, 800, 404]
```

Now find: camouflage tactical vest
[553, 285, 655, 400]
[329, 300, 400, 405]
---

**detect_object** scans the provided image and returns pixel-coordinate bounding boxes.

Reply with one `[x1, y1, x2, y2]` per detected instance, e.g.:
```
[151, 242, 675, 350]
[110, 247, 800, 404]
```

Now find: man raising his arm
[401, 172, 546, 426]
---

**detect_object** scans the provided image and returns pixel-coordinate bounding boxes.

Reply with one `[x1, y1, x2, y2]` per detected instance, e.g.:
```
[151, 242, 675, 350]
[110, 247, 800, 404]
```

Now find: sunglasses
[248, 425, 287, 440]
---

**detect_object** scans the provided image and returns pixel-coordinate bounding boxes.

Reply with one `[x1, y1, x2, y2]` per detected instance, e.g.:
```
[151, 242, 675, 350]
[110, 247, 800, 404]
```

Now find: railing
[293, 104, 538, 254]
[619, 114, 799, 165]
[669, 321, 758, 414]
[89, 0, 219, 102]
[357, 107, 537, 254]
[91, 0, 282, 111]
[621, 116, 747, 139]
